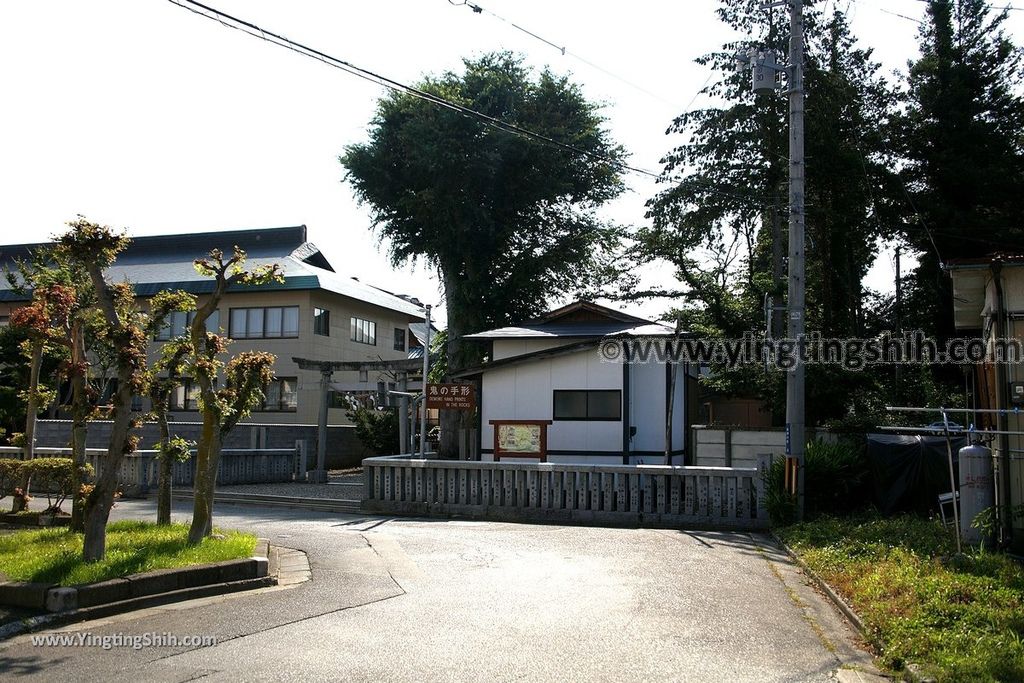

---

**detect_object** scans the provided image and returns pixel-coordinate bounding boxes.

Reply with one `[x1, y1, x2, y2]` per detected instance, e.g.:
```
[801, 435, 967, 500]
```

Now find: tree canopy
[895, 0, 1024, 339]
[340, 51, 627, 370]
[639, 1, 897, 425]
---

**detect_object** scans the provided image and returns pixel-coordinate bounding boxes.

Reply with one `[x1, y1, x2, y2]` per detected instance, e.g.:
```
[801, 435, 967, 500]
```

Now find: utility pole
[895, 246, 902, 402]
[771, 201, 785, 338]
[740, 0, 805, 518]
[420, 304, 432, 458]
[784, 0, 807, 520]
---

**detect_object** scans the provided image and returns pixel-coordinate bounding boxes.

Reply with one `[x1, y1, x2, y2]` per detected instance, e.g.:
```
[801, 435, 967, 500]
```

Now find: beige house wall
[2, 286, 420, 427]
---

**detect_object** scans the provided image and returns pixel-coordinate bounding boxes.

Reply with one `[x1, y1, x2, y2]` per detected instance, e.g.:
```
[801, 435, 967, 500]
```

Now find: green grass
[778, 513, 1024, 682]
[0, 520, 257, 586]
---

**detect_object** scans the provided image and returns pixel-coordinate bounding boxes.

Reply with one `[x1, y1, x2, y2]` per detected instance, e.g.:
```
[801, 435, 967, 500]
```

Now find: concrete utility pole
[895, 246, 902, 402]
[420, 304, 431, 458]
[784, 0, 807, 520]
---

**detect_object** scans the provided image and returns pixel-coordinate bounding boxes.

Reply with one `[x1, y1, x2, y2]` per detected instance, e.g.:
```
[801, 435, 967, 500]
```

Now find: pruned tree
[4, 246, 100, 526]
[148, 336, 192, 525]
[341, 51, 626, 457]
[7, 286, 73, 510]
[186, 248, 281, 544]
[55, 217, 193, 561]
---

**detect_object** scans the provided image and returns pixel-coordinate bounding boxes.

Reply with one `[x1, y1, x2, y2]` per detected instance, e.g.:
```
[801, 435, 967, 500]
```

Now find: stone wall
[35, 420, 372, 470]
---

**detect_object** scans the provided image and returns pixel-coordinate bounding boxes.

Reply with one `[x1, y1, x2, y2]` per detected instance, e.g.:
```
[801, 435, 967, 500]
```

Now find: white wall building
[459, 302, 697, 465]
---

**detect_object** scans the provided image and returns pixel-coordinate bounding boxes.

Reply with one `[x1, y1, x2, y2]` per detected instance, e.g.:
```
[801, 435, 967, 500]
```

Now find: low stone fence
[0, 445, 304, 496]
[363, 454, 770, 529]
[33, 419, 371, 470]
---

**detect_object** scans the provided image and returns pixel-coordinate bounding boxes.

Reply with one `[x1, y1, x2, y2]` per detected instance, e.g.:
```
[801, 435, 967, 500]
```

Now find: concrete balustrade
[0, 445, 304, 495]
[363, 454, 771, 529]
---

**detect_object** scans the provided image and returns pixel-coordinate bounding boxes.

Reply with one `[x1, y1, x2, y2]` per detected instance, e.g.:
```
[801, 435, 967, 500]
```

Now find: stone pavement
[0, 499, 889, 682]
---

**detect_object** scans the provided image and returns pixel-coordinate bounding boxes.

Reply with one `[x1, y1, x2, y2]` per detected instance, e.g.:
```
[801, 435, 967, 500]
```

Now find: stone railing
[0, 445, 305, 495]
[363, 455, 770, 529]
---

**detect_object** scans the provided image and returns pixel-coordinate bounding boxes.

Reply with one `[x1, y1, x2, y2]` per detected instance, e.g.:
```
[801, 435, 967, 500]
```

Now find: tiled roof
[0, 226, 424, 319]
[463, 321, 677, 339]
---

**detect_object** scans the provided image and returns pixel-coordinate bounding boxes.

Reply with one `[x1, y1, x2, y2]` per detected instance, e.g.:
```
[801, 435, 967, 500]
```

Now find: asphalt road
[0, 499, 882, 682]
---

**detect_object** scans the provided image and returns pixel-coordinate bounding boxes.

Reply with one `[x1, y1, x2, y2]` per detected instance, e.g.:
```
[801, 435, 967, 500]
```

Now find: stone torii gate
[293, 356, 423, 483]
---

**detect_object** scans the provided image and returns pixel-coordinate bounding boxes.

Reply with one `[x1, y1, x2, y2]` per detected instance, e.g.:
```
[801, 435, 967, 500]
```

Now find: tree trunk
[156, 410, 173, 525]
[12, 340, 44, 513]
[81, 366, 135, 562]
[82, 486, 113, 562]
[70, 323, 89, 532]
[436, 270, 475, 458]
[23, 339, 42, 461]
[439, 272, 467, 459]
[81, 442, 122, 561]
[188, 415, 221, 545]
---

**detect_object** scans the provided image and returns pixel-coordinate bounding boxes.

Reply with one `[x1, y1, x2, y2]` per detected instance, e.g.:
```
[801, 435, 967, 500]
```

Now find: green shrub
[22, 457, 94, 513]
[346, 402, 400, 455]
[0, 458, 23, 500]
[765, 438, 869, 525]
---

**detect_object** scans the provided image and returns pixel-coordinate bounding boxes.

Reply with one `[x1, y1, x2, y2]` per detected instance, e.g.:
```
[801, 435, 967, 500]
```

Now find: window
[170, 379, 202, 411]
[155, 310, 220, 341]
[350, 317, 376, 345]
[0, 316, 8, 328]
[393, 327, 406, 352]
[259, 377, 297, 412]
[553, 390, 622, 421]
[229, 306, 299, 339]
[314, 308, 330, 336]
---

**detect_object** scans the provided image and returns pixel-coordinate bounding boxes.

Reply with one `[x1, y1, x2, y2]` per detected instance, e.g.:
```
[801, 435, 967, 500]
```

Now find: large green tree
[640, 1, 896, 426]
[895, 0, 1024, 340]
[341, 52, 626, 456]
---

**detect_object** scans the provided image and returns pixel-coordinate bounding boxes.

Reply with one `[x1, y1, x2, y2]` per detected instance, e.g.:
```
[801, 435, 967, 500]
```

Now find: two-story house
[0, 225, 425, 429]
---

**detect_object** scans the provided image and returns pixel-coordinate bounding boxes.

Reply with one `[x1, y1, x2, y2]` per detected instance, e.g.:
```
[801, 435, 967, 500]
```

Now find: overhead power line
[167, 0, 765, 207]
[167, 0, 660, 179]
[445, 0, 684, 110]
[903, 0, 1023, 12]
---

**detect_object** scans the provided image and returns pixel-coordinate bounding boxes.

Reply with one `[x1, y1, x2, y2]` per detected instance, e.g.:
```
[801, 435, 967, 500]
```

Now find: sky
[2, 0, 1023, 326]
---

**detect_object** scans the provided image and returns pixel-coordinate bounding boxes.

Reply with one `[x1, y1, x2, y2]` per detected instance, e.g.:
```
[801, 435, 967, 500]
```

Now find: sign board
[497, 424, 542, 454]
[426, 383, 476, 411]
[490, 420, 552, 462]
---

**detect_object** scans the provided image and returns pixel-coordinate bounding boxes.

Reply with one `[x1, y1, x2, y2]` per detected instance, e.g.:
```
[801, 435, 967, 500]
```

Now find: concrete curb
[0, 538, 277, 642]
[770, 531, 934, 683]
[769, 531, 869, 637]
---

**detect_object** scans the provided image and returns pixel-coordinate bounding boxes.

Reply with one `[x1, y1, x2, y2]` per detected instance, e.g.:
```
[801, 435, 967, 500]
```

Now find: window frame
[256, 377, 298, 412]
[228, 306, 300, 340]
[350, 316, 377, 345]
[169, 378, 202, 411]
[552, 389, 622, 422]
[393, 327, 406, 352]
[313, 307, 331, 337]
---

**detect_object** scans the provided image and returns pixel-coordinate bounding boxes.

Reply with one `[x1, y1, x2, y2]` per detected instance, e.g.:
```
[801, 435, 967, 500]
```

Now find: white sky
[2, 0, 1022, 326]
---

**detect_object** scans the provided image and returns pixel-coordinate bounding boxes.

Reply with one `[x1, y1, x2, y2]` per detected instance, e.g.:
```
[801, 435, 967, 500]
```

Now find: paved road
[0, 500, 882, 682]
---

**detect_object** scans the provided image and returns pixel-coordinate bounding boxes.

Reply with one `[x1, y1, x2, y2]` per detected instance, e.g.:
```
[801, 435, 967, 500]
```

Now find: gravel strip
[179, 482, 361, 500]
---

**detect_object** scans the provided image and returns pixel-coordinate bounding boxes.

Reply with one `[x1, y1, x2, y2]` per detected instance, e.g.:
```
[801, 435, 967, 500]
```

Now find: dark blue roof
[0, 226, 424, 318]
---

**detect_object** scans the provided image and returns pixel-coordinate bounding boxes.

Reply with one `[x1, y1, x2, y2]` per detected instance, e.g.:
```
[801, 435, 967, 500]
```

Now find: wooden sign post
[489, 420, 552, 462]
[426, 383, 476, 411]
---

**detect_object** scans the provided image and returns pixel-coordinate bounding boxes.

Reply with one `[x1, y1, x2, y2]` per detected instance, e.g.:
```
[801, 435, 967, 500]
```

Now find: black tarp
[866, 433, 967, 515]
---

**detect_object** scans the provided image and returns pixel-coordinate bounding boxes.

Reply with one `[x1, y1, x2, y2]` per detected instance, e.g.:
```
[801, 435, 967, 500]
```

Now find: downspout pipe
[991, 262, 1013, 546]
